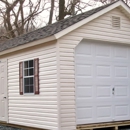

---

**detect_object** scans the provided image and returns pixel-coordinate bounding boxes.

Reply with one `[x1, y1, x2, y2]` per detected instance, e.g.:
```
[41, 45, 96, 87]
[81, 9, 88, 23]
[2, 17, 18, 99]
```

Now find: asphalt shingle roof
[0, 1, 119, 52]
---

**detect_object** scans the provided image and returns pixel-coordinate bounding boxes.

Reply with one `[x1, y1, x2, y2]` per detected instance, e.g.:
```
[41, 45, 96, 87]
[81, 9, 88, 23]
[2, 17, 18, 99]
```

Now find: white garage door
[75, 40, 130, 125]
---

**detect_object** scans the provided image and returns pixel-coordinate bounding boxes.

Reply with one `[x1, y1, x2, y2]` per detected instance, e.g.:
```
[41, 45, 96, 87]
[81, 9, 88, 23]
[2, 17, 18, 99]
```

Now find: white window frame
[23, 59, 34, 94]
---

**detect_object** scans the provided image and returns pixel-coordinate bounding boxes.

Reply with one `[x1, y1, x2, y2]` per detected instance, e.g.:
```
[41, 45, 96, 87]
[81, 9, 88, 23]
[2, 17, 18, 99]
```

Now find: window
[19, 58, 39, 95]
[24, 60, 34, 93]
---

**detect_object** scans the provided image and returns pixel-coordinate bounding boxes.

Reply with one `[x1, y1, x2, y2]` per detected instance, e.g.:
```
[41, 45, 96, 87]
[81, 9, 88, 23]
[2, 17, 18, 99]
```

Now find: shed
[0, 0, 130, 130]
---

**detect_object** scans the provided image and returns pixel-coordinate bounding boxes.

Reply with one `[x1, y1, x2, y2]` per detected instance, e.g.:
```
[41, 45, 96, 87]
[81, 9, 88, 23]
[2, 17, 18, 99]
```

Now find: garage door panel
[77, 86, 93, 98]
[76, 62, 113, 78]
[114, 85, 129, 97]
[96, 105, 112, 119]
[77, 102, 113, 124]
[96, 64, 111, 78]
[75, 40, 130, 125]
[76, 99, 95, 106]
[75, 56, 94, 65]
[77, 85, 112, 99]
[76, 42, 93, 55]
[114, 45, 129, 59]
[114, 103, 129, 120]
[77, 107, 93, 119]
[96, 85, 112, 98]
[76, 78, 94, 86]
[95, 43, 112, 58]
[114, 65, 128, 78]
[95, 103, 113, 123]
[114, 70, 130, 98]
[76, 64, 93, 77]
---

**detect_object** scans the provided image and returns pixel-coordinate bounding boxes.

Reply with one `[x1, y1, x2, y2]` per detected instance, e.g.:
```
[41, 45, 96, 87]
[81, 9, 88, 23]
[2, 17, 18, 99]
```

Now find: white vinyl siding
[58, 7, 130, 130]
[7, 42, 59, 130]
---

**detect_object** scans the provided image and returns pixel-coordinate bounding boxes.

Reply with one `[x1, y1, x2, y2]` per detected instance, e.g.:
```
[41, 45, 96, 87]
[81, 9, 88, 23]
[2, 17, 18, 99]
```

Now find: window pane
[29, 60, 33, 67]
[24, 77, 34, 93]
[29, 86, 34, 93]
[24, 85, 29, 93]
[24, 61, 28, 68]
[24, 69, 28, 76]
[29, 68, 33, 76]
[30, 77, 33, 84]
[24, 78, 29, 85]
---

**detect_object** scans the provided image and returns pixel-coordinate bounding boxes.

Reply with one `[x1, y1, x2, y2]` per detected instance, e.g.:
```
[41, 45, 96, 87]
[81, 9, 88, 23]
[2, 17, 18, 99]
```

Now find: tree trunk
[59, 0, 65, 20]
[48, 0, 54, 24]
[71, 0, 75, 16]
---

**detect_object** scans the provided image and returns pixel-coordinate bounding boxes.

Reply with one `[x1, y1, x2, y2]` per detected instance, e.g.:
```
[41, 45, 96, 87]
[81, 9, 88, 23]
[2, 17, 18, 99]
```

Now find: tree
[0, 0, 49, 39]
[48, 0, 55, 24]
[58, 0, 100, 21]
[58, 0, 130, 21]
[59, 0, 65, 20]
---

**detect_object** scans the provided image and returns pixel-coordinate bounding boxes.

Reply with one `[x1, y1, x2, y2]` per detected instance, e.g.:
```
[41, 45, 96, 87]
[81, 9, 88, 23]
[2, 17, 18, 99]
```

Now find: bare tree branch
[0, 0, 49, 40]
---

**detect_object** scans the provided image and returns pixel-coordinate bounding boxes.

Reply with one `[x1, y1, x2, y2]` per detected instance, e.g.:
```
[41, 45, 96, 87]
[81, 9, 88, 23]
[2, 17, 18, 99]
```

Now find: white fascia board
[54, 0, 130, 39]
[0, 35, 56, 56]
[120, 1, 130, 13]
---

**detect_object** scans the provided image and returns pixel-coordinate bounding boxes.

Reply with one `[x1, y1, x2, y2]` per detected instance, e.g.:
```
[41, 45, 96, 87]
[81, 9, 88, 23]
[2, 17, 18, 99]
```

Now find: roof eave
[54, 0, 130, 39]
[0, 35, 56, 56]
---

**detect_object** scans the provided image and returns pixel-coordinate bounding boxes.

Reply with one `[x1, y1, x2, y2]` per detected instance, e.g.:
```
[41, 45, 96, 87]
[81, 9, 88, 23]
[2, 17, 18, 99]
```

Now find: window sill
[23, 93, 35, 96]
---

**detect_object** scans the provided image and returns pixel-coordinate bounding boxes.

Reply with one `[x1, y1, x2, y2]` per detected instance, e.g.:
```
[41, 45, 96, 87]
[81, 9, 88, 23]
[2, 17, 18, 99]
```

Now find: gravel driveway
[0, 125, 23, 130]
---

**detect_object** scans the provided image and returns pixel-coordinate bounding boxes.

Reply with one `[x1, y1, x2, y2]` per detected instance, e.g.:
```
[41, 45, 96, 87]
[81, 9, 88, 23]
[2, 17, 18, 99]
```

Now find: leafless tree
[0, 0, 49, 39]
[58, 0, 130, 21]
[58, 0, 99, 21]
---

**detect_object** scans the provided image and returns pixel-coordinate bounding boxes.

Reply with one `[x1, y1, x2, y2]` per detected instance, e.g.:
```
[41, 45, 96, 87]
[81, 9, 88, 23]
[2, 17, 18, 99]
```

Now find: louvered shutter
[34, 58, 39, 94]
[19, 62, 23, 95]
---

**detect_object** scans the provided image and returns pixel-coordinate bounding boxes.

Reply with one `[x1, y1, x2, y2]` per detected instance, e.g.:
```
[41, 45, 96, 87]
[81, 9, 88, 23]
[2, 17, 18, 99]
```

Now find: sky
[0, 0, 103, 29]
[39, 0, 102, 26]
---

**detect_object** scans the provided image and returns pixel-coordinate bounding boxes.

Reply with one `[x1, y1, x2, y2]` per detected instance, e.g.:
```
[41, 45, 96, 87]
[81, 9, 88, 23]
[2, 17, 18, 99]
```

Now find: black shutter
[34, 58, 39, 94]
